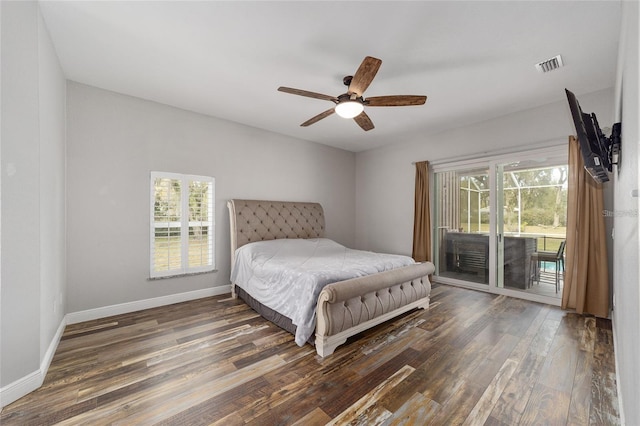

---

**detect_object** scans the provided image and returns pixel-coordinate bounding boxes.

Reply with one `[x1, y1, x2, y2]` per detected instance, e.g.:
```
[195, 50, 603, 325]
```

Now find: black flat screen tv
[565, 88, 621, 183]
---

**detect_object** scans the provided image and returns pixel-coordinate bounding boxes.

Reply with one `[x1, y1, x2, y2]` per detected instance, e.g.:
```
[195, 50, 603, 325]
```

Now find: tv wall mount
[565, 88, 622, 183]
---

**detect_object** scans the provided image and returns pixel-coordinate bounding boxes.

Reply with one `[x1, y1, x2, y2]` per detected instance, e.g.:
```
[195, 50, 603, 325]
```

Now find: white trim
[41, 317, 67, 381]
[430, 144, 567, 173]
[611, 316, 626, 426]
[66, 286, 230, 324]
[0, 317, 66, 409]
[424, 138, 568, 169]
[434, 277, 562, 307]
[0, 370, 41, 410]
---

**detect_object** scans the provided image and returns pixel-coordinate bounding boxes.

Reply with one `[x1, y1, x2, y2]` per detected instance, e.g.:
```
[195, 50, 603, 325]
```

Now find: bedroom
[1, 1, 638, 424]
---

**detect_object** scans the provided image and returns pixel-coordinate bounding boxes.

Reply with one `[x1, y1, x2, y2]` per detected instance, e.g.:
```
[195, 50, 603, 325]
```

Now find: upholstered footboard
[315, 261, 435, 357]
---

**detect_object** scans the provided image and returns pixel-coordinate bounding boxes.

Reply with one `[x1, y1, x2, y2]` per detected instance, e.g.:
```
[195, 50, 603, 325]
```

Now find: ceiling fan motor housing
[337, 93, 363, 103]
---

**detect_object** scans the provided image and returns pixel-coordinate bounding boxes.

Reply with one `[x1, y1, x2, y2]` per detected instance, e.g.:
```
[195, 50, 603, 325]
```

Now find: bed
[227, 199, 435, 357]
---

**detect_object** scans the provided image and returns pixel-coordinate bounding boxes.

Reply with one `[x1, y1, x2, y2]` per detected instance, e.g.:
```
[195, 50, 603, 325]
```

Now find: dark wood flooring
[1, 284, 620, 425]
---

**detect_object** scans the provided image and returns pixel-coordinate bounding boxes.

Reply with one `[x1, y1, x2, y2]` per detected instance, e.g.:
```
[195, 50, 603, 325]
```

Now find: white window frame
[150, 171, 215, 278]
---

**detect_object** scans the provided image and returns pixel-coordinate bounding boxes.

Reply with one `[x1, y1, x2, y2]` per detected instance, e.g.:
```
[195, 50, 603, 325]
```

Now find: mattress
[230, 238, 415, 346]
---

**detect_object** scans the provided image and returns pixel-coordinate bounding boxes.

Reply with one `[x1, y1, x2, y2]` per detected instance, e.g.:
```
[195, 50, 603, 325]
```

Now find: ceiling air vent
[535, 55, 564, 73]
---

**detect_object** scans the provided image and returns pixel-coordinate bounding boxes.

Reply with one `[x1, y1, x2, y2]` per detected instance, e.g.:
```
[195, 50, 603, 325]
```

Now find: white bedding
[230, 238, 415, 346]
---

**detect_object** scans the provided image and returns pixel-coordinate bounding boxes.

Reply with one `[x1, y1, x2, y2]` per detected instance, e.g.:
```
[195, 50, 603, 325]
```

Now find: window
[150, 172, 215, 278]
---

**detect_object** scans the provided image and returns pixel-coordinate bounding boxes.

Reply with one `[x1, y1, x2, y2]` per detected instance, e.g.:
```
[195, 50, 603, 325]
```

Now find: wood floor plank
[209, 412, 245, 426]
[374, 345, 452, 412]
[327, 365, 415, 425]
[471, 334, 518, 388]
[319, 348, 420, 418]
[486, 306, 559, 424]
[427, 379, 485, 426]
[350, 326, 425, 377]
[154, 377, 270, 426]
[519, 382, 571, 425]
[236, 356, 361, 424]
[506, 304, 553, 361]
[483, 414, 512, 426]
[70, 355, 283, 425]
[537, 323, 582, 394]
[291, 407, 332, 426]
[0, 286, 620, 425]
[590, 325, 620, 425]
[568, 350, 593, 426]
[488, 351, 547, 425]
[382, 392, 441, 425]
[463, 358, 519, 426]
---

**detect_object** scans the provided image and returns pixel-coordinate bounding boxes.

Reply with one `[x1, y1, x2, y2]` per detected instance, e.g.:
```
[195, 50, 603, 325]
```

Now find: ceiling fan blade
[301, 108, 335, 127]
[353, 111, 375, 131]
[278, 87, 338, 102]
[348, 56, 382, 96]
[365, 95, 427, 107]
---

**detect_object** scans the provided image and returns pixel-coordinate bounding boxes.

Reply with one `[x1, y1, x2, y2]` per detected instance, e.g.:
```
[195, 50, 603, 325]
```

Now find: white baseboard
[611, 315, 626, 426]
[42, 317, 68, 380]
[0, 286, 231, 409]
[0, 316, 67, 409]
[0, 370, 42, 411]
[66, 285, 231, 324]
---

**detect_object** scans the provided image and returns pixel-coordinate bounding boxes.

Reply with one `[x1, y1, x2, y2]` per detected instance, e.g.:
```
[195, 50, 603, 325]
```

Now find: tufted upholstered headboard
[227, 199, 325, 265]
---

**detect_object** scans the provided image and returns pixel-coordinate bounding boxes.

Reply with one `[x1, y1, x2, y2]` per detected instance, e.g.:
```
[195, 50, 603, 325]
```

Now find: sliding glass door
[433, 167, 490, 286]
[497, 161, 568, 296]
[432, 147, 567, 305]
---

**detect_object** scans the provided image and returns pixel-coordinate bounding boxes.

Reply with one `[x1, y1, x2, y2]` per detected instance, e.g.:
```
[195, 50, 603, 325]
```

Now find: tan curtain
[562, 136, 609, 317]
[412, 161, 432, 262]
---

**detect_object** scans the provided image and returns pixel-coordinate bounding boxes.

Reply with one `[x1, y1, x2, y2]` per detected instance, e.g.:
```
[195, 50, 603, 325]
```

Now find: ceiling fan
[278, 56, 427, 131]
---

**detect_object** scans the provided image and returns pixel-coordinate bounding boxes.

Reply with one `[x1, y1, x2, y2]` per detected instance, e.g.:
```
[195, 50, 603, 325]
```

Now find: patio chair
[529, 240, 566, 293]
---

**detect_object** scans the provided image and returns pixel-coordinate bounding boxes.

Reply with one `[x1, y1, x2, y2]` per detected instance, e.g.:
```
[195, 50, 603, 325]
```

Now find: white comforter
[230, 238, 415, 346]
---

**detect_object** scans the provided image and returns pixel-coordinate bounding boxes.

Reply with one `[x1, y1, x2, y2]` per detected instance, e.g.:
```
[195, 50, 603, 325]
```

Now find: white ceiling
[39, 1, 622, 153]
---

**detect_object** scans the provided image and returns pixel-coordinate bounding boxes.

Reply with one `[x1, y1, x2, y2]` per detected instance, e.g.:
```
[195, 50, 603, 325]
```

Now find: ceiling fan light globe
[335, 101, 364, 119]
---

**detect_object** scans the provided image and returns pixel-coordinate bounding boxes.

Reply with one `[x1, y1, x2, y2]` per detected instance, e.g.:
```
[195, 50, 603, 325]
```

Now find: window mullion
[181, 177, 189, 274]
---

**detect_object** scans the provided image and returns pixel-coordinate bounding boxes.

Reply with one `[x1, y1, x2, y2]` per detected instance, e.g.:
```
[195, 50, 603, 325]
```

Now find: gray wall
[66, 82, 356, 313]
[611, 1, 639, 424]
[38, 6, 67, 366]
[1, 0, 67, 391]
[354, 88, 614, 255]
